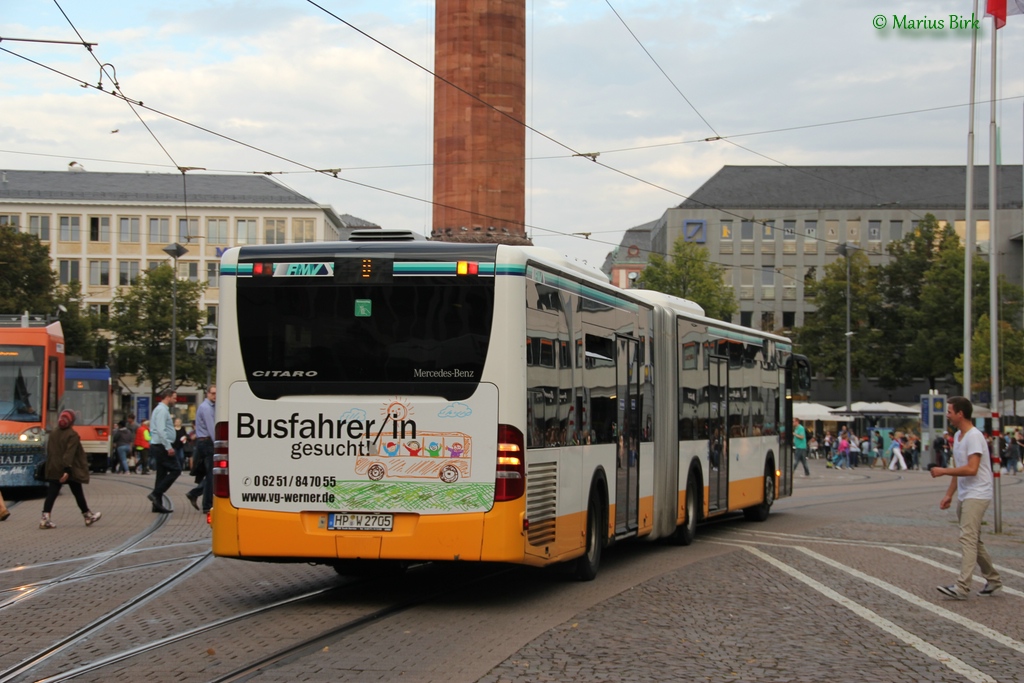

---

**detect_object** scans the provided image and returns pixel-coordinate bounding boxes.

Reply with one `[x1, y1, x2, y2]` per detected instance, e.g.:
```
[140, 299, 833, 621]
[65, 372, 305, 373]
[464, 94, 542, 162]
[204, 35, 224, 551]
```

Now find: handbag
[33, 461, 46, 481]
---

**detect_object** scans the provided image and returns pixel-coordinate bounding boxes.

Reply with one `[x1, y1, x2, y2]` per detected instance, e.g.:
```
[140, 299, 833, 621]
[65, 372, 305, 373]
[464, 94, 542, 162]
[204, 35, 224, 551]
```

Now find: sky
[2, 0, 1023, 269]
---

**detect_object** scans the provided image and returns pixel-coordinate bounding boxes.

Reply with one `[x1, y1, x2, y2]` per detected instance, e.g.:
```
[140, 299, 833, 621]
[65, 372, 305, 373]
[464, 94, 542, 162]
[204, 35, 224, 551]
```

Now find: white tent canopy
[793, 402, 853, 422]
[831, 401, 919, 416]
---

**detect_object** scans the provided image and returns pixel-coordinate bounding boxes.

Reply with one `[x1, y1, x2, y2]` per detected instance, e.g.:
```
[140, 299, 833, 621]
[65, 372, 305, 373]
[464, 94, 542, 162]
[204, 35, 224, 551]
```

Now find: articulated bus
[212, 232, 811, 579]
[64, 366, 114, 472]
[0, 314, 64, 488]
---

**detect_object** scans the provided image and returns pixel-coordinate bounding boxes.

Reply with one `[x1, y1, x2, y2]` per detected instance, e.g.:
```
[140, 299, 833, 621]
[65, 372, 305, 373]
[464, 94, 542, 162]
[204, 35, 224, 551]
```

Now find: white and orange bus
[211, 232, 810, 579]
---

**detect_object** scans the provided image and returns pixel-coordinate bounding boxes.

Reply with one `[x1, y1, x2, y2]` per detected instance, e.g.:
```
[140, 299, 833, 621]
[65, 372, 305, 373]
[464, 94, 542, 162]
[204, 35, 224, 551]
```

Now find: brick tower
[431, 0, 530, 245]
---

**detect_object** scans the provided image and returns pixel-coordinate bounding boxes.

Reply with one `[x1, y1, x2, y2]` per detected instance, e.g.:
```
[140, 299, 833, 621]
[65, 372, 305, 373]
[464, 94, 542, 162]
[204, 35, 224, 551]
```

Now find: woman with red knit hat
[40, 409, 101, 529]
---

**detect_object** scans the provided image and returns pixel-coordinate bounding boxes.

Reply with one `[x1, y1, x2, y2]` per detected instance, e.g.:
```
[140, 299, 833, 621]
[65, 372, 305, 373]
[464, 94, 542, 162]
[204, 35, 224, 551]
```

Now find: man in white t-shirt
[930, 396, 1002, 599]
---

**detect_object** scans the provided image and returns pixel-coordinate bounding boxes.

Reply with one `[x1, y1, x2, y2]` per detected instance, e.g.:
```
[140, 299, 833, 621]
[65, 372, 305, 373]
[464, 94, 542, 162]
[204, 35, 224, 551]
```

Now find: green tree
[54, 282, 107, 364]
[793, 248, 880, 386]
[636, 238, 737, 321]
[0, 230, 56, 314]
[108, 265, 206, 393]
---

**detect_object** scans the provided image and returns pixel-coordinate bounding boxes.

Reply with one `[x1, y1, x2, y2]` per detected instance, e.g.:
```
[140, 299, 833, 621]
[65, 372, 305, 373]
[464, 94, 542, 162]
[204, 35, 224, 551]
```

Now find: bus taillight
[495, 424, 525, 501]
[213, 421, 230, 498]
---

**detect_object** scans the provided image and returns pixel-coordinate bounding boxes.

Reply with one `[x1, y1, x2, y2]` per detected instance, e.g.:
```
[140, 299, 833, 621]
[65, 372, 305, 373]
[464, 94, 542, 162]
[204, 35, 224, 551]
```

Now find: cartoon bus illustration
[355, 431, 472, 483]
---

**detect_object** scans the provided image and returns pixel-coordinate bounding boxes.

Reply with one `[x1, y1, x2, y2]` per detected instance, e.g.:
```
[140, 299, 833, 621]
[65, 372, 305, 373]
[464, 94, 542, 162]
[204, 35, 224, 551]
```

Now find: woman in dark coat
[40, 410, 101, 529]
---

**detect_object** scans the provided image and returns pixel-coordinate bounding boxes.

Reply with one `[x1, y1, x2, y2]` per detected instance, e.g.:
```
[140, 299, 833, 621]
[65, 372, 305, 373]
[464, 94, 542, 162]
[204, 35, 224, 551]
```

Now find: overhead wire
[0, 7, 991, 278]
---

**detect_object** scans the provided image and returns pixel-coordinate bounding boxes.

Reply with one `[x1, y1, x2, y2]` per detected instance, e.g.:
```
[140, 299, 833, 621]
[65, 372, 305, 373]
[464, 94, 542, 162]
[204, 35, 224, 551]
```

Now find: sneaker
[186, 491, 200, 511]
[979, 582, 1003, 596]
[83, 511, 102, 526]
[936, 584, 968, 600]
[39, 514, 56, 530]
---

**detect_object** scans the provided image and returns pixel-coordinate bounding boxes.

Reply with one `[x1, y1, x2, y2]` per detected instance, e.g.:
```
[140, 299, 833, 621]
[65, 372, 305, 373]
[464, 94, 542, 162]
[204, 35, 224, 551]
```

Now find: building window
[208, 218, 228, 245]
[89, 304, 110, 323]
[119, 217, 140, 243]
[147, 260, 164, 271]
[805, 220, 817, 240]
[740, 311, 753, 328]
[740, 268, 754, 300]
[783, 220, 796, 240]
[88, 260, 110, 286]
[149, 217, 170, 243]
[847, 220, 860, 243]
[890, 220, 903, 241]
[265, 219, 286, 245]
[761, 311, 775, 332]
[741, 221, 754, 240]
[178, 217, 198, 243]
[29, 215, 50, 241]
[720, 220, 732, 240]
[762, 220, 775, 241]
[119, 260, 140, 286]
[237, 219, 258, 245]
[207, 262, 220, 288]
[178, 261, 199, 282]
[868, 220, 881, 242]
[89, 216, 110, 242]
[59, 216, 80, 242]
[59, 259, 80, 284]
[761, 265, 775, 299]
[782, 311, 795, 330]
[293, 218, 315, 243]
[206, 305, 218, 326]
[781, 266, 796, 299]
[0, 215, 19, 229]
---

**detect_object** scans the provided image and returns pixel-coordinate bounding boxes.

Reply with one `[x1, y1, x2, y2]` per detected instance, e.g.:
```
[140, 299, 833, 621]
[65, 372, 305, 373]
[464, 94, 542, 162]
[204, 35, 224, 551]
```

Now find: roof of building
[602, 219, 658, 275]
[0, 169, 320, 206]
[678, 165, 1024, 211]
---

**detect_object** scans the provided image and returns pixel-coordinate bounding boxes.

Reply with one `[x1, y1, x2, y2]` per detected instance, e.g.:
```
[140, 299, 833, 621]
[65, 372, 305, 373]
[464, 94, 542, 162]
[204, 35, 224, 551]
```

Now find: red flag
[988, 0, 1024, 28]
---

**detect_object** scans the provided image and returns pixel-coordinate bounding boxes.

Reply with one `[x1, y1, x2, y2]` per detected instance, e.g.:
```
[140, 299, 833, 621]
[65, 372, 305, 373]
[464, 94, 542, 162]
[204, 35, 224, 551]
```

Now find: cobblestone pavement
[1, 461, 1022, 683]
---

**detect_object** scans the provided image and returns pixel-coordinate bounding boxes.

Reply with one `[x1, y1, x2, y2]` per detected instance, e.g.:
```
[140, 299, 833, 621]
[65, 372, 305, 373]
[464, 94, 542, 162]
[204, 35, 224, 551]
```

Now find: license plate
[328, 512, 393, 532]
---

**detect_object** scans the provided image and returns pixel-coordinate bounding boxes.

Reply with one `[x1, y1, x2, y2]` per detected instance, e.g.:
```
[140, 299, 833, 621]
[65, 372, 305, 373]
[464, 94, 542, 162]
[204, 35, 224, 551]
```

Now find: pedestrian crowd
[26, 385, 215, 529]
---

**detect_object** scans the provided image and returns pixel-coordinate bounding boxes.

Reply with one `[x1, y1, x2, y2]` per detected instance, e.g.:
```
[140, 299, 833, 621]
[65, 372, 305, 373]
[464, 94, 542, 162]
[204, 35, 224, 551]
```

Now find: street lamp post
[837, 243, 853, 414]
[185, 323, 218, 388]
[162, 242, 188, 391]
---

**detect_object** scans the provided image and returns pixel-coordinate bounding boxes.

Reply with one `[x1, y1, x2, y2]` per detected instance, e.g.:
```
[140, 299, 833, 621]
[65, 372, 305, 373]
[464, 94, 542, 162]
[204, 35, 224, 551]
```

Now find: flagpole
[987, 13, 1002, 533]
[964, 0, 980, 398]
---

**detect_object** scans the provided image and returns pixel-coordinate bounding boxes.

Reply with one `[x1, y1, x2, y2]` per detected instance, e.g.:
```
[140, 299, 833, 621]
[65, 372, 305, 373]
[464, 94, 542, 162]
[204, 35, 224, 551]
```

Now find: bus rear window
[237, 277, 494, 398]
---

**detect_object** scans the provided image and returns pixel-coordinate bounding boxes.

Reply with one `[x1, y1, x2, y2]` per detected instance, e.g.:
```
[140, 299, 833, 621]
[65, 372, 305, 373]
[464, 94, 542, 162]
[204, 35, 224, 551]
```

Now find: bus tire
[367, 464, 385, 481]
[573, 487, 604, 581]
[439, 464, 459, 483]
[671, 472, 700, 546]
[743, 464, 775, 522]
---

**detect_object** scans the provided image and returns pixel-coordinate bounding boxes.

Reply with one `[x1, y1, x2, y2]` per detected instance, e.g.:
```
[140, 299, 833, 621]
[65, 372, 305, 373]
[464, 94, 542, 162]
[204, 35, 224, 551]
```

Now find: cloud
[438, 402, 472, 418]
[339, 408, 368, 422]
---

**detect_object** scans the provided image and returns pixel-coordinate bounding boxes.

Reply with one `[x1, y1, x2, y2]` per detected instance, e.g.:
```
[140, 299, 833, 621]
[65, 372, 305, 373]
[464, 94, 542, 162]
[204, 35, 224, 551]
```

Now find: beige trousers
[955, 498, 1001, 595]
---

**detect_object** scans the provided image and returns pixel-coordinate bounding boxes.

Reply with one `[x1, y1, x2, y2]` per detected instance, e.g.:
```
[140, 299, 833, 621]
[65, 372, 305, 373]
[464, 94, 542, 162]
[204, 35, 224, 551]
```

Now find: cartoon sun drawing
[381, 398, 413, 423]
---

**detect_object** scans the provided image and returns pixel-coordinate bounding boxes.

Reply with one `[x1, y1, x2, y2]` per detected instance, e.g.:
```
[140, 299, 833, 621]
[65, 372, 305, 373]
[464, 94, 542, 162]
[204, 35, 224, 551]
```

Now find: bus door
[707, 355, 728, 512]
[614, 336, 640, 535]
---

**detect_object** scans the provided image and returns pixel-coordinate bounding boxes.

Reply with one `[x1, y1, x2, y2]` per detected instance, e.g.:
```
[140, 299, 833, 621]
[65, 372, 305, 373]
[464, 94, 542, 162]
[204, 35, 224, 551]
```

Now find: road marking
[882, 547, 1024, 597]
[742, 545, 997, 683]
[793, 546, 1024, 655]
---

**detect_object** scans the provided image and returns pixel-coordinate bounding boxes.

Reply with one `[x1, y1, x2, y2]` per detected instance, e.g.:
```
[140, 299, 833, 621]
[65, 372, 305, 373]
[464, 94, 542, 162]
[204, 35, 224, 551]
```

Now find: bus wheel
[439, 465, 459, 483]
[573, 490, 603, 581]
[671, 474, 699, 546]
[743, 465, 775, 522]
[367, 464, 386, 481]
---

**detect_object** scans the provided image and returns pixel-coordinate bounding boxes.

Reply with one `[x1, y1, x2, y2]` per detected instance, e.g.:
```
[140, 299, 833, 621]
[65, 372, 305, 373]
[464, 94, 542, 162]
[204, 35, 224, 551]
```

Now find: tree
[54, 282, 107, 364]
[793, 248, 880, 387]
[0, 230, 56, 314]
[108, 265, 206, 393]
[636, 238, 737, 321]
[956, 314, 1024, 405]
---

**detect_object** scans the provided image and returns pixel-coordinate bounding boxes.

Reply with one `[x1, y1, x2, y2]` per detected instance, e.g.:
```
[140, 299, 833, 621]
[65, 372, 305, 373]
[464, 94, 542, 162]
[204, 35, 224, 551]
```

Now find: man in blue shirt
[147, 389, 180, 513]
[187, 385, 216, 514]
[792, 417, 809, 476]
